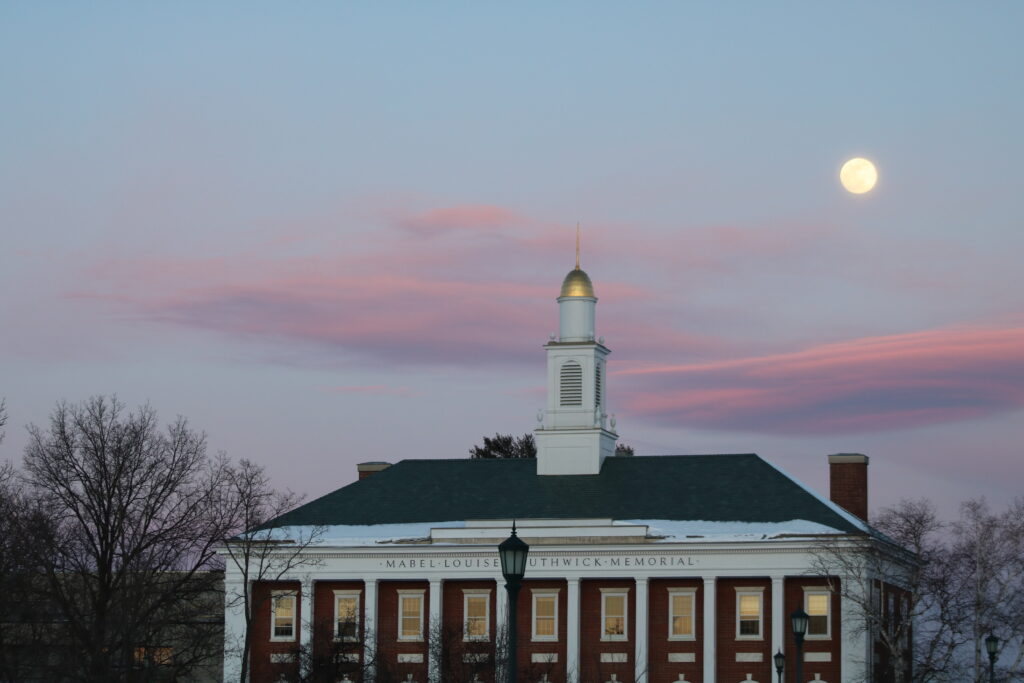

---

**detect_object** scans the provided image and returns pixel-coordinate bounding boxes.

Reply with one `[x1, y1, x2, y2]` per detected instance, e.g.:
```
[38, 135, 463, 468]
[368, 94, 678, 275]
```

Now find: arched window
[559, 361, 583, 406]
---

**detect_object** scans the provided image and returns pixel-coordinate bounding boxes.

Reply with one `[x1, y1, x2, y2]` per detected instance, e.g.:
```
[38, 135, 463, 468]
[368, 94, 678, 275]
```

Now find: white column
[841, 573, 870, 683]
[364, 579, 379, 683]
[428, 578, 443, 683]
[495, 578, 508, 683]
[634, 577, 649, 683]
[222, 578, 247, 683]
[566, 578, 581, 683]
[702, 577, 716, 683]
[300, 580, 314, 678]
[771, 576, 785, 667]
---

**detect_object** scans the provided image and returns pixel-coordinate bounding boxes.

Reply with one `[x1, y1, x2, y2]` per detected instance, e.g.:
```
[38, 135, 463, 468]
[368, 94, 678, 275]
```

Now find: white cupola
[535, 236, 618, 475]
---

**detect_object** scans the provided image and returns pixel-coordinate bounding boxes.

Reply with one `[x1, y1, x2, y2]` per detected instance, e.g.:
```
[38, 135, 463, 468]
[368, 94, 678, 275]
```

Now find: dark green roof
[268, 454, 863, 534]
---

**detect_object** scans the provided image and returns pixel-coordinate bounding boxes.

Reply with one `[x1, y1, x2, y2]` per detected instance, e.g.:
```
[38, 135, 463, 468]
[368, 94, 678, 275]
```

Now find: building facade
[222, 263, 907, 683]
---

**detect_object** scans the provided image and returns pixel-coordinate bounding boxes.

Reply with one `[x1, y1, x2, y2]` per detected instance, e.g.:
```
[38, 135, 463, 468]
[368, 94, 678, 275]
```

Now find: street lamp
[791, 608, 808, 683]
[985, 633, 999, 683]
[773, 650, 785, 683]
[499, 522, 529, 683]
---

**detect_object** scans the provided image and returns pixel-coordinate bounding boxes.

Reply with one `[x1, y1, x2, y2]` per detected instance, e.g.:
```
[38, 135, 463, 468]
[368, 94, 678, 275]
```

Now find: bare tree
[19, 395, 235, 683]
[950, 498, 1024, 682]
[220, 458, 325, 683]
[810, 499, 958, 683]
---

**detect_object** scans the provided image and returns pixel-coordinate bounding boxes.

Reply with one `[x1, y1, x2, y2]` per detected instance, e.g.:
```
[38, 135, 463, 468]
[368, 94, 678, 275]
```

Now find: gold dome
[560, 268, 595, 298]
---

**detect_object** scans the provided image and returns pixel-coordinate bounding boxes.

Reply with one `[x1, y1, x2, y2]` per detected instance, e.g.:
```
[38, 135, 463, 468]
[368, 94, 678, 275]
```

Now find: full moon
[839, 157, 878, 194]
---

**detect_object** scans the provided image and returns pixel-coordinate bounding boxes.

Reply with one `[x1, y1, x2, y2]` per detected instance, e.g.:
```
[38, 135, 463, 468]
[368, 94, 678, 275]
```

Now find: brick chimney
[828, 453, 869, 521]
[357, 461, 391, 480]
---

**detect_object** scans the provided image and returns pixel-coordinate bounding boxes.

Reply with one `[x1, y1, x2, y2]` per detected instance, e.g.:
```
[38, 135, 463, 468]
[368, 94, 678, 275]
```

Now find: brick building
[222, 261, 908, 683]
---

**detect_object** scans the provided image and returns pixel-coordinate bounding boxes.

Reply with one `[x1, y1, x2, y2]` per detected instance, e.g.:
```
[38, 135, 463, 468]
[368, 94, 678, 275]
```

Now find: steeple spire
[576, 222, 581, 270]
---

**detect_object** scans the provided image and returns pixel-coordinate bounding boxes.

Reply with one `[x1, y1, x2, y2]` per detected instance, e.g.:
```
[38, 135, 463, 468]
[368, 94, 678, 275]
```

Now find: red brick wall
[313, 581, 365, 667]
[784, 579, 842, 683]
[441, 580, 499, 681]
[829, 459, 868, 521]
[378, 581, 431, 683]
[648, 579, 702, 683]
[580, 579, 635, 683]
[250, 580, 302, 683]
[715, 578, 771, 683]
[515, 580, 568, 683]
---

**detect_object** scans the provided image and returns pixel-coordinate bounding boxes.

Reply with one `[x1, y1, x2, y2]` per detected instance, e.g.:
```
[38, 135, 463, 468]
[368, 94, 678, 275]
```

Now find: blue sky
[2, 2, 1022, 518]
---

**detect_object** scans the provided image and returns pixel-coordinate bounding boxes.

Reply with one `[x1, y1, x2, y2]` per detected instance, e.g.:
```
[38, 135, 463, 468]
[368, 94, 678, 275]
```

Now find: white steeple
[535, 230, 618, 475]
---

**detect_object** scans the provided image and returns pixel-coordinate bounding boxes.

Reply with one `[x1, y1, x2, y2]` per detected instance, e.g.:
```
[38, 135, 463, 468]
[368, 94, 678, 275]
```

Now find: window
[531, 590, 559, 641]
[600, 589, 628, 641]
[271, 590, 297, 641]
[335, 590, 361, 641]
[463, 590, 491, 641]
[805, 590, 830, 639]
[134, 647, 173, 666]
[595, 363, 603, 407]
[560, 362, 583, 406]
[398, 590, 424, 641]
[668, 589, 696, 640]
[735, 589, 763, 639]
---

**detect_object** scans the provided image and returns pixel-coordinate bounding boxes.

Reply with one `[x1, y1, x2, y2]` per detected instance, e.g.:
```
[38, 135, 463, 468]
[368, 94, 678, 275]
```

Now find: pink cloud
[617, 326, 1024, 435]
[325, 385, 417, 396]
[397, 205, 530, 234]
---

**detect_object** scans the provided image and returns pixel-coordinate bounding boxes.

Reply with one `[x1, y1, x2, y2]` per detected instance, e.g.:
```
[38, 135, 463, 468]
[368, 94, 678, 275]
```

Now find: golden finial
[575, 223, 581, 270]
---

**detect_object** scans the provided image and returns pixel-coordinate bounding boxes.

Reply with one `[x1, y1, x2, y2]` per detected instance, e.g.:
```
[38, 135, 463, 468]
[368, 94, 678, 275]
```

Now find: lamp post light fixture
[499, 522, 529, 683]
[773, 650, 785, 683]
[985, 633, 999, 683]
[791, 608, 809, 683]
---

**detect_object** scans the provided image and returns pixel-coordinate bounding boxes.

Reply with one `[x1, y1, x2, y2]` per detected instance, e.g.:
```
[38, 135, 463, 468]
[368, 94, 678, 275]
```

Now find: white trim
[462, 589, 492, 641]
[803, 588, 831, 640]
[735, 590, 763, 640]
[270, 590, 297, 642]
[334, 589, 361, 642]
[397, 590, 425, 641]
[531, 590, 559, 642]
[667, 588, 697, 640]
[600, 589, 629, 641]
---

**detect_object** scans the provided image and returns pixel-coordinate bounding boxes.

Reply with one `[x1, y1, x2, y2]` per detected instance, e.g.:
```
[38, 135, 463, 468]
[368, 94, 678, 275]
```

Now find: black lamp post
[985, 633, 999, 683]
[773, 650, 785, 683]
[499, 523, 529, 683]
[791, 608, 809, 683]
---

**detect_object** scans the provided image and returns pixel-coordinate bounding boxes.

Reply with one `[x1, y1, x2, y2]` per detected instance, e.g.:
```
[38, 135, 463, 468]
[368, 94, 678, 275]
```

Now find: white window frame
[397, 589, 425, 642]
[334, 589, 361, 642]
[530, 589, 560, 642]
[270, 590, 297, 642]
[667, 588, 697, 640]
[735, 587, 764, 640]
[804, 589, 831, 640]
[600, 587, 629, 642]
[463, 589, 492, 642]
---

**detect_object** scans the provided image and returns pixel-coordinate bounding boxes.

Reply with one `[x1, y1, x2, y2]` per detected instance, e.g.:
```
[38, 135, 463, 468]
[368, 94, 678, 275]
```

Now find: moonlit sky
[2, 3, 1023, 520]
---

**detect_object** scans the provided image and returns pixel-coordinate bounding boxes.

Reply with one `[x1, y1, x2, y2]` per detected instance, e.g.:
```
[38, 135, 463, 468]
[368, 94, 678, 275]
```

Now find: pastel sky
[2, 2, 1022, 520]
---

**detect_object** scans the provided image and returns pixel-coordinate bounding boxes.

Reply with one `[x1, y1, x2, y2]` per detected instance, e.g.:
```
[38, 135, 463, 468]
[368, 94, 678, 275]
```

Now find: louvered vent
[595, 364, 602, 407]
[560, 362, 583, 406]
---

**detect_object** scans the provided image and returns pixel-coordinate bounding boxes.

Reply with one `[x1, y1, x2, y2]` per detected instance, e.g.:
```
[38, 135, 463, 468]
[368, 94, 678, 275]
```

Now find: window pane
[809, 615, 828, 635]
[605, 616, 625, 635]
[739, 595, 759, 618]
[337, 597, 358, 639]
[401, 597, 421, 637]
[739, 619, 759, 636]
[536, 596, 555, 618]
[605, 595, 625, 617]
[467, 597, 487, 618]
[807, 594, 828, 616]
